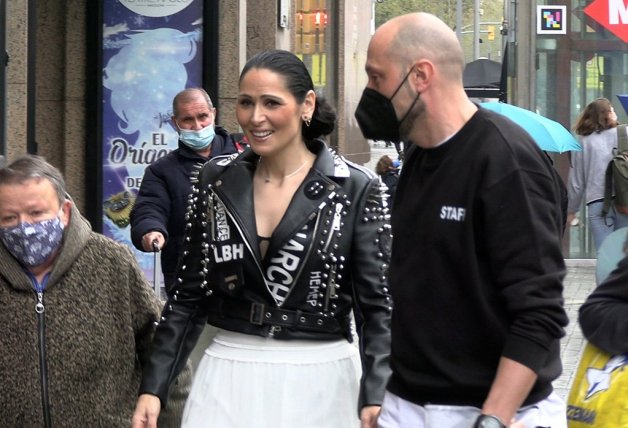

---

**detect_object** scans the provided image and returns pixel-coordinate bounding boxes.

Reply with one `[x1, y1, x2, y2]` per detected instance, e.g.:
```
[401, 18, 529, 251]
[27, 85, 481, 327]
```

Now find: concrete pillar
[513, 0, 536, 109]
[246, 1, 278, 58]
[6, 0, 28, 158]
[61, 0, 87, 209]
[339, 0, 371, 165]
[34, 0, 87, 210]
[217, 0, 246, 134]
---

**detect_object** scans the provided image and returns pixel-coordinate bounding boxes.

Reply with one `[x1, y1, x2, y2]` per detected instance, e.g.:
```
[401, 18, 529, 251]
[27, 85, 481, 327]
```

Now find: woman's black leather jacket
[139, 139, 393, 412]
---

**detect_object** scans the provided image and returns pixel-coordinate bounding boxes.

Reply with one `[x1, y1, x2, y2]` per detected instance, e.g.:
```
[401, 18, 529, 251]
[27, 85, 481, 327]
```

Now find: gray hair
[0, 155, 67, 206]
[172, 88, 213, 118]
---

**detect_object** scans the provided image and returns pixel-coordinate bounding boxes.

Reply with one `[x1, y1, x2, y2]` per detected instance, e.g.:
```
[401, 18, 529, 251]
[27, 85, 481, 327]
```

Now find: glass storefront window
[294, 0, 337, 107]
[535, 0, 628, 258]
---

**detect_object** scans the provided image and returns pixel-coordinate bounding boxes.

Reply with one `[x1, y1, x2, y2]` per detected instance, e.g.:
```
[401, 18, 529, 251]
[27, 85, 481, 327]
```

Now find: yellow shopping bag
[567, 342, 628, 427]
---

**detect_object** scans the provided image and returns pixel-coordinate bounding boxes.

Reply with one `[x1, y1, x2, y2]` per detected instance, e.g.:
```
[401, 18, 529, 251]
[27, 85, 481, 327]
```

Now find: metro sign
[584, 0, 628, 42]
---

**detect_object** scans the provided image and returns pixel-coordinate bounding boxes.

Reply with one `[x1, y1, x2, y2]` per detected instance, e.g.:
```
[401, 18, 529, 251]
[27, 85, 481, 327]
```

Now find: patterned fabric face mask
[0, 217, 65, 267]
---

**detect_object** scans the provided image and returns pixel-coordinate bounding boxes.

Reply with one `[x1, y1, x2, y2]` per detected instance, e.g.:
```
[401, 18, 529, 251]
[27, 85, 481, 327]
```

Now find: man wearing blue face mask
[0, 155, 191, 426]
[131, 88, 243, 294]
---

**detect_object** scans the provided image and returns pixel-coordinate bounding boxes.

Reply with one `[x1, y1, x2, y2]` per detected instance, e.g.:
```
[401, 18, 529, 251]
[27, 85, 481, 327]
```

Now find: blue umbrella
[481, 102, 581, 153]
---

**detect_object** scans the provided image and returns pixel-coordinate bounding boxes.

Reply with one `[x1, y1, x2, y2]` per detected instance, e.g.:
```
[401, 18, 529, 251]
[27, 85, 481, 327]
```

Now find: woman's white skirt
[182, 329, 362, 428]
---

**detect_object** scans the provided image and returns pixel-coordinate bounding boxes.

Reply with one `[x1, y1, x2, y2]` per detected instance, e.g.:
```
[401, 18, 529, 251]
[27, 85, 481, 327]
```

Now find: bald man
[355, 13, 567, 428]
[131, 88, 242, 294]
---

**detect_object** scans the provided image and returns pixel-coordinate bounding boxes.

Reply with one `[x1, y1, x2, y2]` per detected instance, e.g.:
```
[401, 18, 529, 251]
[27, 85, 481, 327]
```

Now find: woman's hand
[132, 394, 162, 428]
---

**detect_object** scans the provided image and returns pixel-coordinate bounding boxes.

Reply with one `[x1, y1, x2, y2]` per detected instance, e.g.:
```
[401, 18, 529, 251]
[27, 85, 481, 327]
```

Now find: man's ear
[60, 199, 72, 227]
[171, 116, 179, 130]
[411, 59, 434, 92]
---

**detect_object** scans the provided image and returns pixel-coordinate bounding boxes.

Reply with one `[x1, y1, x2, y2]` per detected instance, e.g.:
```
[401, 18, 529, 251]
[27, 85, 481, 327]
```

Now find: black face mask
[355, 67, 419, 143]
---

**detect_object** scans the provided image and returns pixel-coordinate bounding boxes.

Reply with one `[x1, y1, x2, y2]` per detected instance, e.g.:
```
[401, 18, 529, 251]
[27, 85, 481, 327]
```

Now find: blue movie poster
[101, 0, 203, 286]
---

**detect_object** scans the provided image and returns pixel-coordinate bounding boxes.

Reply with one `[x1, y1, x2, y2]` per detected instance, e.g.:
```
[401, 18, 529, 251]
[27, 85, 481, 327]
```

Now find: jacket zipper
[322, 202, 343, 311]
[322, 201, 342, 253]
[35, 291, 52, 428]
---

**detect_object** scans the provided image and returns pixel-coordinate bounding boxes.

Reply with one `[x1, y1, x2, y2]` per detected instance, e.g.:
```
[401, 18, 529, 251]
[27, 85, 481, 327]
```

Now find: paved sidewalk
[553, 259, 597, 400]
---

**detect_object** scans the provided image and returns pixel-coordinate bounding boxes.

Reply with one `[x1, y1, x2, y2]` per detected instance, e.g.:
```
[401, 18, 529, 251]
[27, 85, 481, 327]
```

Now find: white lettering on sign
[585, 0, 628, 42]
[610, 0, 628, 25]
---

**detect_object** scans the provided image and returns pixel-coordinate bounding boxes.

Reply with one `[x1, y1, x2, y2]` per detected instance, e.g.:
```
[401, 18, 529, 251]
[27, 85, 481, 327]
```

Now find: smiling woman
[236, 67, 312, 159]
[133, 50, 393, 428]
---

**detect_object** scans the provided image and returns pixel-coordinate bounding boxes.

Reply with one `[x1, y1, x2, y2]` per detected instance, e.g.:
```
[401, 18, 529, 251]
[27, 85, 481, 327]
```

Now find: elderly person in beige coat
[0, 155, 190, 427]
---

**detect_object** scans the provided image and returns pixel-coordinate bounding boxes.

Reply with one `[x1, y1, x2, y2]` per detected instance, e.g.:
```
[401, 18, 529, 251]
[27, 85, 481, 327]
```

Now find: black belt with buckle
[208, 297, 341, 333]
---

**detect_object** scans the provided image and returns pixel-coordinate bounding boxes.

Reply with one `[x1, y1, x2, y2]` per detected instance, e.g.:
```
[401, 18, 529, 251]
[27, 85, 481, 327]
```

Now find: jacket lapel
[210, 154, 259, 257]
[267, 140, 348, 256]
[210, 141, 350, 262]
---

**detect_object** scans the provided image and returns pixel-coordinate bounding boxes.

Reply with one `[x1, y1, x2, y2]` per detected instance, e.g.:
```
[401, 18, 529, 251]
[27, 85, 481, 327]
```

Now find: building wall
[3, 0, 372, 216]
[6, 0, 28, 157]
[5, 0, 87, 209]
[216, 0, 245, 134]
[36, 0, 87, 209]
[216, 0, 372, 163]
[339, 0, 372, 165]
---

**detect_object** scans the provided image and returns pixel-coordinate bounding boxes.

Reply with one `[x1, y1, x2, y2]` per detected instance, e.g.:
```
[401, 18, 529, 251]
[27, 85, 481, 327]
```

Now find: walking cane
[152, 240, 162, 298]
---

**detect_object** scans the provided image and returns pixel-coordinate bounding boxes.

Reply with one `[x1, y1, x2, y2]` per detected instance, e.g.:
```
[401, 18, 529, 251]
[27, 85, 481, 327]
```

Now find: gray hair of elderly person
[171, 87, 213, 118]
[0, 155, 68, 206]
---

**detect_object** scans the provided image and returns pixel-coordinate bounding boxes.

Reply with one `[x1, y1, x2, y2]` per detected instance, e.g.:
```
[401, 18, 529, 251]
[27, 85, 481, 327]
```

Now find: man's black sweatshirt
[387, 107, 568, 407]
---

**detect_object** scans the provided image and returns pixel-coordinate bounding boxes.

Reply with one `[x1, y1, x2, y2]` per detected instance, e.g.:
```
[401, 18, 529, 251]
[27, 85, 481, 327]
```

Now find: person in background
[579, 253, 628, 355]
[375, 154, 400, 208]
[132, 49, 392, 428]
[355, 12, 567, 428]
[131, 87, 241, 293]
[0, 155, 190, 427]
[567, 97, 625, 251]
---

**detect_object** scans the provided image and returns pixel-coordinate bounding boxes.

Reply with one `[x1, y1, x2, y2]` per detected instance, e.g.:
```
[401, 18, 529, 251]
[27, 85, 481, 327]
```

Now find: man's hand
[481, 357, 537, 426]
[132, 394, 162, 428]
[360, 405, 380, 428]
[142, 231, 165, 252]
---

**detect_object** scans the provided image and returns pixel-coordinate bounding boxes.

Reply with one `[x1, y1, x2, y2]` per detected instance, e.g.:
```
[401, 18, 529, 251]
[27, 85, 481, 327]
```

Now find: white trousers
[377, 390, 567, 428]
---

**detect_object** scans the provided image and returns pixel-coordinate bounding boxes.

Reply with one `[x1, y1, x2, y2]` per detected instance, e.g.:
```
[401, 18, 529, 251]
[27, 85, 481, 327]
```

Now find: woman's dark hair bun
[304, 94, 336, 140]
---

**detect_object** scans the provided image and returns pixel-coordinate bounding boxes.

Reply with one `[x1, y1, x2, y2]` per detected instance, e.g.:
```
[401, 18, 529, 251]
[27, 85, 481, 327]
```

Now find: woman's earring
[304, 117, 311, 127]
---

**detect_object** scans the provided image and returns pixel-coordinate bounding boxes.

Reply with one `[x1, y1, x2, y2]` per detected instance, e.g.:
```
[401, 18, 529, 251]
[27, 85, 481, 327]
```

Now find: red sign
[584, 0, 628, 43]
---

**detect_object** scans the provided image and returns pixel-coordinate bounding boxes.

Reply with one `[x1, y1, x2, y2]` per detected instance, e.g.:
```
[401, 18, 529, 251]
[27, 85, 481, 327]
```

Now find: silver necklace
[258, 158, 309, 183]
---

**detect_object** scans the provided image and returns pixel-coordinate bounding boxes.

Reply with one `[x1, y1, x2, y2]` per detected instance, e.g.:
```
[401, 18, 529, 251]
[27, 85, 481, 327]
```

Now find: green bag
[603, 124, 628, 216]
